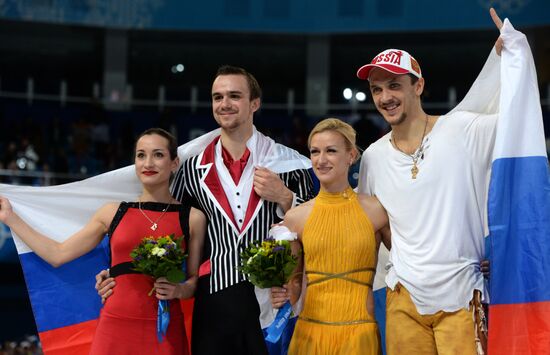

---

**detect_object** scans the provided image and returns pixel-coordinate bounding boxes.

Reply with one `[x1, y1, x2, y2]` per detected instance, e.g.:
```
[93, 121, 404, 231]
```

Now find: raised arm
[490, 8, 504, 55]
[0, 196, 114, 267]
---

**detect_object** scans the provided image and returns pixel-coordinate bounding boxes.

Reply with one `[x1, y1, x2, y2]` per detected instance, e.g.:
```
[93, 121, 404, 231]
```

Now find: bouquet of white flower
[130, 234, 186, 293]
[129, 233, 186, 342]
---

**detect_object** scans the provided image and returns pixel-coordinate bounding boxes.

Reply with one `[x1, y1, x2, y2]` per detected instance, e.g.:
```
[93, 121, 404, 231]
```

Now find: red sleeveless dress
[89, 202, 190, 355]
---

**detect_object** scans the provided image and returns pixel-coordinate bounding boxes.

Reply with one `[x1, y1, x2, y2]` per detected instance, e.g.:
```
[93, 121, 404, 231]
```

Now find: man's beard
[389, 112, 407, 127]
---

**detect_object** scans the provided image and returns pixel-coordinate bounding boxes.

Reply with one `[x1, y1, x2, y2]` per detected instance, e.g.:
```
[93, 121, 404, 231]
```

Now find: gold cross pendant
[411, 163, 419, 179]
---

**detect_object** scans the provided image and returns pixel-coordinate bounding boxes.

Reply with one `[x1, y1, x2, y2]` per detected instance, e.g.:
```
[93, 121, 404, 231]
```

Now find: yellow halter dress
[288, 187, 380, 355]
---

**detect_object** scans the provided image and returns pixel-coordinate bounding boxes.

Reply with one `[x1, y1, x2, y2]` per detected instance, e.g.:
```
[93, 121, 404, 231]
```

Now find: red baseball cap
[357, 49, 422, 80]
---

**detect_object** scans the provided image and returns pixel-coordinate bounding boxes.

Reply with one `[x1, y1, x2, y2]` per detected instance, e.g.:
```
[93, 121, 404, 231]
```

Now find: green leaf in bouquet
[166, 269, 185, 283]
[130, 234, 188, 293]
[283, 261, 297, 277]
[238, 238, 301, 289]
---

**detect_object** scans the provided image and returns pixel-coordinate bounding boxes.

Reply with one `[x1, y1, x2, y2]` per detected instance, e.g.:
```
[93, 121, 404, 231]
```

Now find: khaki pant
[386, 284, 477, 355]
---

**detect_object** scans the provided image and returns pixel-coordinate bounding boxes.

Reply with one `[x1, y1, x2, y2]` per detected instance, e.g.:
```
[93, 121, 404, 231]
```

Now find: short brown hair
[215, 65, 262, 101]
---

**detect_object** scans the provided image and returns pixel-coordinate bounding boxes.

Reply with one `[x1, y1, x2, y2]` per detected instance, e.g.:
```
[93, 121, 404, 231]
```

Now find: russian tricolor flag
[486, 20, 550, 354]
[2, 167, 141, 354]
[19, 243, 110, 354]
[1, 130, 222, 354]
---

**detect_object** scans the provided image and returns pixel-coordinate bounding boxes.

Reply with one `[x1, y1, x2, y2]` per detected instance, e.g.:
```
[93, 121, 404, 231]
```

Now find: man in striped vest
[97, 65, 314, 354]
[176, 65, 314, 354]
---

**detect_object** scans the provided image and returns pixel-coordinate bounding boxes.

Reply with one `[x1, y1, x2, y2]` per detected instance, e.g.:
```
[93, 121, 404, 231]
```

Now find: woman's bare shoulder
[95, 202, 122, 226]
[357, 193, 378, 204]
[356, 194, 388, 232]
[286, 199, 314, 218]
[283, 199, 314, 232]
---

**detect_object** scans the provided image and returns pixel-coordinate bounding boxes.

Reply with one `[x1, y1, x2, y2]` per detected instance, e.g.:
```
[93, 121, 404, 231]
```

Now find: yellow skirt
[288, 318, 380, 355]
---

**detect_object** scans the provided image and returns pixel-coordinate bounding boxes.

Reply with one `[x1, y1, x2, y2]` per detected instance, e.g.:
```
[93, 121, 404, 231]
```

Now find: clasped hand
[253, 167, 293, 209]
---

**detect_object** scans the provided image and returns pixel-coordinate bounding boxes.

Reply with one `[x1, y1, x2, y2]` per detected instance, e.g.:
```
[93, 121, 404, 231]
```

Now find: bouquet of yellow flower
[239, 225, 300, 343]
[130, 234, 186, 342]
[239, 237, 299, 289]
[130, 234, 187, 289]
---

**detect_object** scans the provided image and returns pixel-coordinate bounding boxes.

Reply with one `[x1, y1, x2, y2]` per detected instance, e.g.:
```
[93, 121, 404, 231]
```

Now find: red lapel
[201, 136, 265, 234]
[241, 185, 261, 233]
[201, 137, 239, 230]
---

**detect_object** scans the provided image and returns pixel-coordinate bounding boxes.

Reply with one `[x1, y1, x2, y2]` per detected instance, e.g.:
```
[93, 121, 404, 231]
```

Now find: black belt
[109, 262, 141, 277]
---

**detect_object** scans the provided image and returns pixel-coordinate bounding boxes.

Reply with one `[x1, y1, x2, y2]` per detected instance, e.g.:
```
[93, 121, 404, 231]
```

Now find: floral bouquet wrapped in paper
[130, 234, 186, 341]
[239, 225, 300, 343]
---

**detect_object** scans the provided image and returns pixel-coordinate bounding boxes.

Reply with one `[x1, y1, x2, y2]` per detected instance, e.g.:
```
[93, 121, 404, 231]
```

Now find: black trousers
[192, 277, 268, 355]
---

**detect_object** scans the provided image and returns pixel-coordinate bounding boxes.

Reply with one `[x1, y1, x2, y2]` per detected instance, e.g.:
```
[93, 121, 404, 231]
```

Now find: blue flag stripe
[19, 239, 110, 332]
[488, 156, 550, 305]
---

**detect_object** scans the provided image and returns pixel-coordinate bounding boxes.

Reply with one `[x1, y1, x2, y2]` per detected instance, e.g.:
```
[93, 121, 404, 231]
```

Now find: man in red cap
[356, 9, 508, 355]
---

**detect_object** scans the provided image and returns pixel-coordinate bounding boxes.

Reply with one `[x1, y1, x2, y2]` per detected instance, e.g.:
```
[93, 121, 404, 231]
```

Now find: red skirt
[89, 309, 188, 355]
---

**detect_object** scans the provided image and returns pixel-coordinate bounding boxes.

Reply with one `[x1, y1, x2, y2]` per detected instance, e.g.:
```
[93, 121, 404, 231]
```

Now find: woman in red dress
[0, 128, 205, 354]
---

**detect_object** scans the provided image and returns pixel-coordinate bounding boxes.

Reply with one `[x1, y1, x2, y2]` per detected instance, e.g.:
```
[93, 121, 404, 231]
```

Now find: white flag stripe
[494, 20, 547, 159]
[1, 165, 141, 254]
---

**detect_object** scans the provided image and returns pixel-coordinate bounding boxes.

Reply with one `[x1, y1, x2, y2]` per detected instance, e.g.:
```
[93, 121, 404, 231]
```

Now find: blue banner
[0, 0, 548, 32]
[265, 301, 293, 344]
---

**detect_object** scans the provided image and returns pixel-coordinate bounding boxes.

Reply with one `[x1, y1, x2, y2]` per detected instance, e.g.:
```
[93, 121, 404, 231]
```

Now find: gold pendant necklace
[391, 115, 428, 180]
[411, 162, 419, 179]
[138, 198, 172, 231]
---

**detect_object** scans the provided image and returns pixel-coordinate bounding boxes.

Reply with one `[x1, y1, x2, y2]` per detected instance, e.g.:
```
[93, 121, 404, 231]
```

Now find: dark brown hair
[135, 128, 178, 160]
[215, 65, 262, 101]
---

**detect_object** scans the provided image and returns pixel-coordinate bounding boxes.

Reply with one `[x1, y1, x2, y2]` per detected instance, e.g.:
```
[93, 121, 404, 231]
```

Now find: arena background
[0, 0, 549, 350]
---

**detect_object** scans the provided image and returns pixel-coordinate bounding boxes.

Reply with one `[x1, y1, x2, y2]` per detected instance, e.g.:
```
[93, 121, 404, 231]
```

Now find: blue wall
[0, 0, 548, 32]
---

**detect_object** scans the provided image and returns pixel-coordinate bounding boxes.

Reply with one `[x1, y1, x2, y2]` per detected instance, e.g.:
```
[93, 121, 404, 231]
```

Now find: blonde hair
[308, 118, 359, 162]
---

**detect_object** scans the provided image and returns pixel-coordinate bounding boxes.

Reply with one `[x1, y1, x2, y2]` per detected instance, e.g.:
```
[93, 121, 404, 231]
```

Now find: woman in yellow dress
[271, 118, 389, 355]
